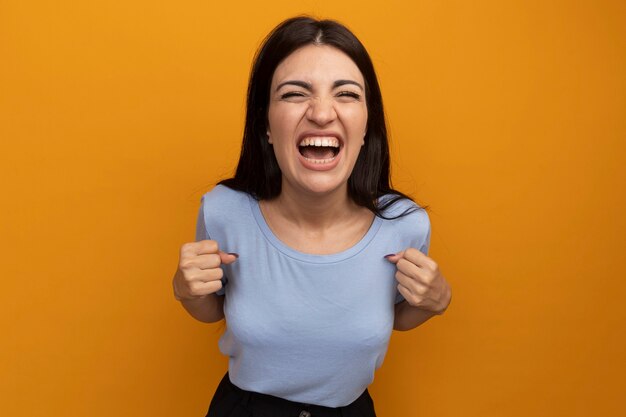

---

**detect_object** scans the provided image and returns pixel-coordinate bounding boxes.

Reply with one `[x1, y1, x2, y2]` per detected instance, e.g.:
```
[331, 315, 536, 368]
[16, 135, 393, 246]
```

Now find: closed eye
[337, 91, 361, 100]
[280, 92, 306, 99]
[279, 91, 361, 101]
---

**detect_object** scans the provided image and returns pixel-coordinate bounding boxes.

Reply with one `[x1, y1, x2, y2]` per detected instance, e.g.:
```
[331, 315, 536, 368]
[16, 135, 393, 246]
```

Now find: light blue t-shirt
[195, 185, 430, 407]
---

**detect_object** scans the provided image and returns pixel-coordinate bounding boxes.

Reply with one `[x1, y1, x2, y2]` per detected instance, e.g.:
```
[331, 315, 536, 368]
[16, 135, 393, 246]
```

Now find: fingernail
[228, 252, 239, 258]
[384, 254, 395, 259]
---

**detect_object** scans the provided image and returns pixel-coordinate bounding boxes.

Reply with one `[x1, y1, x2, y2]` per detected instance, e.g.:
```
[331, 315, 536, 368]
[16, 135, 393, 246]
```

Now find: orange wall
[1, 1, 624, 416]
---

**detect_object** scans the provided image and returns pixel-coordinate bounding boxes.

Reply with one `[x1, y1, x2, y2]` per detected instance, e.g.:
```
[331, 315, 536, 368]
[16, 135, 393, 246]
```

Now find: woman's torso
[196, 185, 430, 407]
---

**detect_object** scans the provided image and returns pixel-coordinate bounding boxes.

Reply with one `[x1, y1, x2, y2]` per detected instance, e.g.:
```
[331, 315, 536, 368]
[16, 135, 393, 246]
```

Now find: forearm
[179, 293, 225, 323]
[393, 300, 439, 331]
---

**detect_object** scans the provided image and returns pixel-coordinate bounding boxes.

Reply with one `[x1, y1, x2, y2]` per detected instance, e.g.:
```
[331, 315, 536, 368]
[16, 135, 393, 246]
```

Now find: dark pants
[206, 372, 377, 417]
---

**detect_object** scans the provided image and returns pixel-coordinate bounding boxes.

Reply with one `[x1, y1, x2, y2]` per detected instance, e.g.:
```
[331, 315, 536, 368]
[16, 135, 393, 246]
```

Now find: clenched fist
[386, 248, 451, 315]
[172, 240, 238, 301]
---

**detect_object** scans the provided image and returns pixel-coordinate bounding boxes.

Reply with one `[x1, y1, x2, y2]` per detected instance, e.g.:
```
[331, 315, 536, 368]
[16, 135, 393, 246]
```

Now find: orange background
[1, 0, 625, 416]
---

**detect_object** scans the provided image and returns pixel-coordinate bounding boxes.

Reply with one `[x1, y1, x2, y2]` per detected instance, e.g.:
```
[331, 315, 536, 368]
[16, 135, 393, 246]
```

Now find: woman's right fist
[172, 240, 238, 301]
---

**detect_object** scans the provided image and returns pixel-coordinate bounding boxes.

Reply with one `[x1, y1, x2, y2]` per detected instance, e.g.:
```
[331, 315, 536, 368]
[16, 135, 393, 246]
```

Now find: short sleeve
[194, 196, 226, 296]
[394, 209, 431, 304]
[195, 197, 208, 242]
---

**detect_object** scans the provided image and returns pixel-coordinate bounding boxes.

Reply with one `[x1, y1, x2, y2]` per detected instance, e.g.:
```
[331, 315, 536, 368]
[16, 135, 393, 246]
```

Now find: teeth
[303, 156, 336, 164]
[299, 136, 340, 147]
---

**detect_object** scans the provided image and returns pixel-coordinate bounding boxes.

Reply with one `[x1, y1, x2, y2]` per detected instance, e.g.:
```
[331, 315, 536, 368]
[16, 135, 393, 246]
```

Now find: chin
[297, 180, 348, 197]
[282, 167, 352, 197]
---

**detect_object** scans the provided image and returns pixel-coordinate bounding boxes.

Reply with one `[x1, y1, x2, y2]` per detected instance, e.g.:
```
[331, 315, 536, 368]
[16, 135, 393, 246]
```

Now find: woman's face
[267, 44, 368, 198]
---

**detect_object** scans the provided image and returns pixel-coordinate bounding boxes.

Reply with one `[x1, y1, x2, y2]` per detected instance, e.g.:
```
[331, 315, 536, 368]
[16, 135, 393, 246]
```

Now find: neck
[265, 183, 358, 231]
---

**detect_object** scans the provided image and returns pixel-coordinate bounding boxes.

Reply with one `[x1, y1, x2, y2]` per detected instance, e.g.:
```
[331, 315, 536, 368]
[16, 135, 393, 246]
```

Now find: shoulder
[379, 195, 430, 246]
[201, 184, 251, 209]
[197, 185, 256, 239]
[199, 184, 255, 223]
[379, 195, 429, 224]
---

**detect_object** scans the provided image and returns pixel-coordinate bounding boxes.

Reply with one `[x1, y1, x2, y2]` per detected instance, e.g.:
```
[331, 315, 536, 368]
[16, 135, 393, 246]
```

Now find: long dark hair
[219, 16, 423, 218]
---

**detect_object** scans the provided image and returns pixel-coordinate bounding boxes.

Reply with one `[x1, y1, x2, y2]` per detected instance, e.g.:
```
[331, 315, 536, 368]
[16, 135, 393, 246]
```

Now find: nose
[306, 96, 337, 126]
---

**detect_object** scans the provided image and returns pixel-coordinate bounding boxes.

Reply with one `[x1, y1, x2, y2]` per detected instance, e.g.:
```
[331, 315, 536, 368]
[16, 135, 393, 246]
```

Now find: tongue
[301, 146, 334, 160]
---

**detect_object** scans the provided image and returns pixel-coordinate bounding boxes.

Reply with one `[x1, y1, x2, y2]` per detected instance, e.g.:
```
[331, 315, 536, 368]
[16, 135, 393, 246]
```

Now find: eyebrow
[275, 79, 364, 92]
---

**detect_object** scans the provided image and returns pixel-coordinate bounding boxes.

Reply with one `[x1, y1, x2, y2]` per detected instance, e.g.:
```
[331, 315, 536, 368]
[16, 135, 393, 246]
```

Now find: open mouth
[297, 137, 341, 164]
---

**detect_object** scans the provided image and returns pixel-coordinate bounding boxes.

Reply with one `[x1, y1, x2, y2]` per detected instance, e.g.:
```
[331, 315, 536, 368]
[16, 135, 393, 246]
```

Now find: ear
[267, 130, 272, 144]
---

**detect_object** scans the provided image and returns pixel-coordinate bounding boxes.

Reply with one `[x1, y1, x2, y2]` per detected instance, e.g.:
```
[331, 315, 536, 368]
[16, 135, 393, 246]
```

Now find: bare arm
[393, 300, 444, 331]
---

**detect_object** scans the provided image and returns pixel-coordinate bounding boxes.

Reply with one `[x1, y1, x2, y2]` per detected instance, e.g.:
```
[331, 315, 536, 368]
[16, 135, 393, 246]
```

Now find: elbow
[198, 316, 225, 324]
[393, 322, 412, 331]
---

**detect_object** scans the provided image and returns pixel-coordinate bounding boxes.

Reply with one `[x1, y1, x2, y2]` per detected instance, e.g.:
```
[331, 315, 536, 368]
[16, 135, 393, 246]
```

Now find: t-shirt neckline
[248, 194, 383, 264]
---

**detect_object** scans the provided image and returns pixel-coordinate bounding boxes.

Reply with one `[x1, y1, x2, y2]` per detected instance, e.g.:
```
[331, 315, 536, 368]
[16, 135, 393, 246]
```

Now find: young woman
[172, 16, 452, 417]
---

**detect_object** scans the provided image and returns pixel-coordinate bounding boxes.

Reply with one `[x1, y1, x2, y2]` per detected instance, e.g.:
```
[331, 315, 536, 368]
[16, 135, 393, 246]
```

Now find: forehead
[271, 44, 364, 87]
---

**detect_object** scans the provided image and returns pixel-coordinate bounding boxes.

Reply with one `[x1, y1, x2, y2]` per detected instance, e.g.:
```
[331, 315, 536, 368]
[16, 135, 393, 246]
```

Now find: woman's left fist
[386, 248, 451, 314]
